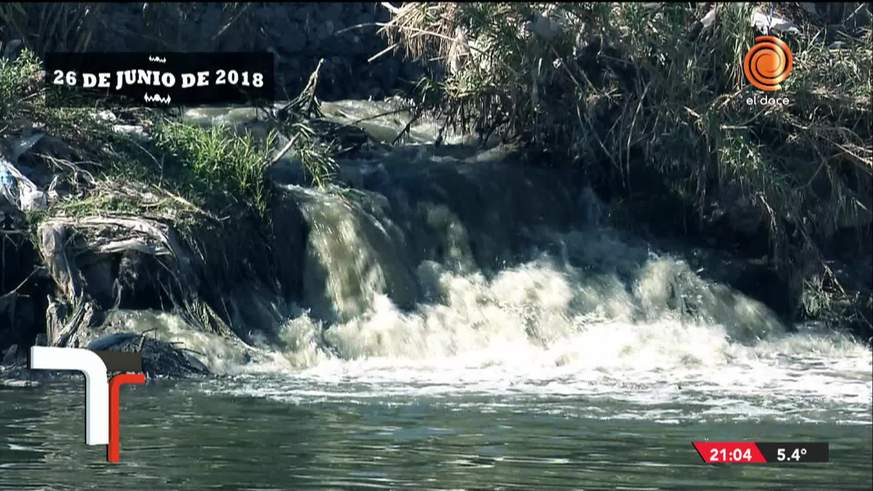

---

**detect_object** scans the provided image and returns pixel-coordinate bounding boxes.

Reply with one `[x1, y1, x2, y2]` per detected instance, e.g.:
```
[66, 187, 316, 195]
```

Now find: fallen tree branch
[268, 133, 300, 167]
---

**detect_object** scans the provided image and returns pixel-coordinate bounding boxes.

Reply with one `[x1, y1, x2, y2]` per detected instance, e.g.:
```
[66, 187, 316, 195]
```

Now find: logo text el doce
[743, 35, 794, 106]
[30, 347, 145, 463]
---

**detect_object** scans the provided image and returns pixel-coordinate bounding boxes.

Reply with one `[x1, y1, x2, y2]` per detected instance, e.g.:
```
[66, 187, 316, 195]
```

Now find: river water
[1, 101, 871, 489]
[2, 250, 870, 489]
[1, 369, 871, 490]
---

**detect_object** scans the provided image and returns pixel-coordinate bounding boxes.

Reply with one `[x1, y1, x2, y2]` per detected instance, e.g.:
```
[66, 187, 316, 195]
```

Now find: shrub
[383, 2, 872, 335]
[0, 47, 40, 125]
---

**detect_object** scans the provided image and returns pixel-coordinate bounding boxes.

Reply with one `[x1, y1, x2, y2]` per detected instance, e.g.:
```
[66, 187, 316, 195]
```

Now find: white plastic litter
[1, 156, 43, 211]
[112, 124, 148, 140]
[751, 9, 800, 35]
[20, 187, 47, 211]
[700, 7, 717, 30]
[0, 167, 17, 206]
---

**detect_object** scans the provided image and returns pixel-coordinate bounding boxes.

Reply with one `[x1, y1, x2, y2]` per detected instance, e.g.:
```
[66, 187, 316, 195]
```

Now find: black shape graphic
[756, 442, 829, 463]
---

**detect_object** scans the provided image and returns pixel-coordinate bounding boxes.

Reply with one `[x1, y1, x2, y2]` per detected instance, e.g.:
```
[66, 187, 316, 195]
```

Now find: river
[1, 100, 871, 489]
[1, 367, 871, 489]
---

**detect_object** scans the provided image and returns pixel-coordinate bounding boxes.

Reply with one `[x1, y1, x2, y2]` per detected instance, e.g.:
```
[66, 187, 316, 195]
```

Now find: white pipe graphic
[30, 347, 109, 445]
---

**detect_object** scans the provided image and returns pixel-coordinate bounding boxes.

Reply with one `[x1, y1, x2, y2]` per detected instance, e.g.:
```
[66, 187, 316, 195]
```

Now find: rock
[27, 135, 77, 162]
[0, 291, 39, 356]
[318, 20, 336, 41]
[377, 59, 400, 90]
[80, 256, 116, 307]
[315, 3, 340, 19]
[9, 133, 44, 162]
[288, 4, 312, 22]
[87, 333, 139, 351]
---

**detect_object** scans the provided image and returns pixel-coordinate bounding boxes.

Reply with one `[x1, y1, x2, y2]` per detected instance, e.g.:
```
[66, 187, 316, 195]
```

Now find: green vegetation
[1, 46, 336, 229]
[383, 2, 872, 335]
[1, 45, 338, 337]
[0, 48, 116, 143]
[3, 3, 870, 338]
[0, 46, 39, 123]
[153, 121, 278, 218]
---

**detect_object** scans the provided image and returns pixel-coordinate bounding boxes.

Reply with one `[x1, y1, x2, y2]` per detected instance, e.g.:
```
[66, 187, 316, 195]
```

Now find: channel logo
[30, 347, 145, 463]
[743, 35, 793, 91]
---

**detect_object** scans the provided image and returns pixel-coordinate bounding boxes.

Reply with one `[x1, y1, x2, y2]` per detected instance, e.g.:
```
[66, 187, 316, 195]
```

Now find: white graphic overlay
[30, 347, 109, 445]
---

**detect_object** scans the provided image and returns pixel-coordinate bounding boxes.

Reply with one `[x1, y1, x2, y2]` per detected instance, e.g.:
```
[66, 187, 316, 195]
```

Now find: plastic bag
[20, 187, 47, 211]
[0, 167, 18, 206]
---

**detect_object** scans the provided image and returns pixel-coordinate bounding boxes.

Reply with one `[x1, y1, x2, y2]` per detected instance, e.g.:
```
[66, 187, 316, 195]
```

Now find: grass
[0, 48, 113, 139]
[153, 121, 278, 219]
[382, 2, 872, 336]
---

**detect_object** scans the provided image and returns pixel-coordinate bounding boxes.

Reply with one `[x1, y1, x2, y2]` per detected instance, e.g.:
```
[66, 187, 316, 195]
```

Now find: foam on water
[176, 234, 870, 425]
[142, 102, 871, 424]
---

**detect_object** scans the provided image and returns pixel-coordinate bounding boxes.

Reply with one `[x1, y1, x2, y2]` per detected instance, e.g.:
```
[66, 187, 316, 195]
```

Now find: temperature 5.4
[758, 442, 829, 463]
[777, 447, 806, 462]
[693, 442, 829, 464]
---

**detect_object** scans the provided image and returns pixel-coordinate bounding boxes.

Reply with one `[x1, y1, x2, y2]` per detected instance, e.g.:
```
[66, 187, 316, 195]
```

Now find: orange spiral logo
[743, 36, 793, 91]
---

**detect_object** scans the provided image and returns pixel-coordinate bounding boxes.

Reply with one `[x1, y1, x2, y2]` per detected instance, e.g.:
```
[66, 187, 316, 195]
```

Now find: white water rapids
[113, 228, 872, 426]
[104, 99, 873, 427]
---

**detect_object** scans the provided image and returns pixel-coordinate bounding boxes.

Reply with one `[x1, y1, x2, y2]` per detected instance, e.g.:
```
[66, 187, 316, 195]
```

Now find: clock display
[693, 441, 829, 464]
[709, 447, 753, 462]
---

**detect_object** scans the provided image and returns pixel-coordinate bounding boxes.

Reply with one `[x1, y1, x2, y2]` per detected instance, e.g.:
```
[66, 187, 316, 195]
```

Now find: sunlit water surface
[1, 371, 870, 490]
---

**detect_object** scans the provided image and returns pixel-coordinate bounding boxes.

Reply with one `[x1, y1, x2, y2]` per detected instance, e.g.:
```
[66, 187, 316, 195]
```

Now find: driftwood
[37, 215, 179, 346]
[38, 216, 184, 272]
[54, 297, 97, 347]
[39, 215, 181, 298]
[36, 213, 236, 341]
[39, 222, 81, 300]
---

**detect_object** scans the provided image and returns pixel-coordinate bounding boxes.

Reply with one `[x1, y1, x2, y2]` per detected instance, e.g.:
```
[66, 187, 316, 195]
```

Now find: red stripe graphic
[693, 442, 767, 464]
[108, 373, 146, 464]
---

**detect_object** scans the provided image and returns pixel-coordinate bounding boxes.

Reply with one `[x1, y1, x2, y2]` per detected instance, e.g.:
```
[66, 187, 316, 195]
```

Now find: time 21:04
[709, 447, 753, 462]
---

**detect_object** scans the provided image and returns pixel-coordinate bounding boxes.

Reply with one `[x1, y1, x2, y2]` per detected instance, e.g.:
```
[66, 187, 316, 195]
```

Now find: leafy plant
[0, 47, 40, 125]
